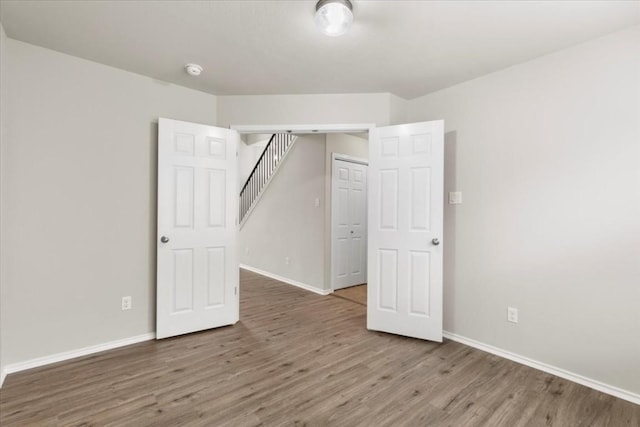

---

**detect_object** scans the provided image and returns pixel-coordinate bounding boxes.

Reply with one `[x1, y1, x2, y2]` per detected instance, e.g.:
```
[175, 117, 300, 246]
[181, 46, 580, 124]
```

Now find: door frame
[330, 153, 369, 291]
[231, 123, 375, 135]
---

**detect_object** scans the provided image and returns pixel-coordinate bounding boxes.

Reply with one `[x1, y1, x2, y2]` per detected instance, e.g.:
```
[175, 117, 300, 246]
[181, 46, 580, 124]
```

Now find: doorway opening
[234, 125, 372, 303]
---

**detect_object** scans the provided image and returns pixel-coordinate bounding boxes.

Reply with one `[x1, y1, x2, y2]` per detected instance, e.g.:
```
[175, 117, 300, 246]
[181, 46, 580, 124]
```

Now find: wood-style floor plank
[333, 284, 367, 306]
[0, 269, 638, 426]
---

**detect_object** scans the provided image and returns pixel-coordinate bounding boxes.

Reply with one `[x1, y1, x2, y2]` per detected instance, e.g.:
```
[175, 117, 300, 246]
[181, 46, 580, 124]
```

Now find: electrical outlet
[507, 306, 518, 323]
[315, 197, 320, 207]
[245, 247, 250, 255]
[285, 256, 290, 265]
[122, 296, 132, 311]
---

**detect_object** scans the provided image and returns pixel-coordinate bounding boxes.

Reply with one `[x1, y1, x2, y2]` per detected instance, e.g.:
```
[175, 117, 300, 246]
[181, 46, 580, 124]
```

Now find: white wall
[0, 22, 8, 385]
[240, 135, 326, 291]
[2, 39, 217, 367]
[323, 133, 369, 290]
[408, 25, 640, 395]
[389, 94, 409, 125]
[325, 133, 368, 165]
[217, 93, 395, 128]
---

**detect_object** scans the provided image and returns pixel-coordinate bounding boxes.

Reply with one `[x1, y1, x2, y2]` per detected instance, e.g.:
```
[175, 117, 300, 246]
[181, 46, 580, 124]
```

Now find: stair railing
[239, 133, 295, 224]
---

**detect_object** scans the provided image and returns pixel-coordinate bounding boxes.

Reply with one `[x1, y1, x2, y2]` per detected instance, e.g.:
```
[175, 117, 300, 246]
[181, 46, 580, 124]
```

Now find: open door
[367, 121, 444, 342]
[156, 118, 239, 339]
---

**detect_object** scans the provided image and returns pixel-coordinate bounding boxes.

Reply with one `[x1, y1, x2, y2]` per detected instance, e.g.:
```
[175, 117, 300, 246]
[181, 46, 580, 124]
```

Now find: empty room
[0, 1, 639, 425]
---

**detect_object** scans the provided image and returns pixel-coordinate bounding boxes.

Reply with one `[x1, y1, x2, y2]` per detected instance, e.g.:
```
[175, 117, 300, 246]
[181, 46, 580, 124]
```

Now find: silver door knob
[160, 236, 170, 243]
[432, 238, 440, 246]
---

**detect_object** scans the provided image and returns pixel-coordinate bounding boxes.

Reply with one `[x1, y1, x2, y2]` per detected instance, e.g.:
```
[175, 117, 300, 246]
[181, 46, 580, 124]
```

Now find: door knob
[432, 238, 440, 246]
[160, 236, 170, 243]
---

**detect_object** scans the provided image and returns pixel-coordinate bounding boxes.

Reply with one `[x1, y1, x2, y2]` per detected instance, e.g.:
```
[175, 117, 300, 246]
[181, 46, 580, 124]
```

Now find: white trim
[443, 331, 640, 406]
[240, 264, 331, 295]
[0, 370, 6, 388]
[331, 152, 369, 166]
[231, 123, 376, 134]
[1, 333, 155, 384]
[239, 136, 297, 229]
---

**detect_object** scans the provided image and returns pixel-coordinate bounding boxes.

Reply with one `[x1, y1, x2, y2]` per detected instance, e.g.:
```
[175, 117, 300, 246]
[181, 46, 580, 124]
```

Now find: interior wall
[0, 22, 9, 384]
[3, 39, 218, 367]
[389, 94, 409, 125]
[240, 134, 326, 291]
[216, 93, 394, 127]
[408, 25, 640, 395]
[323, 133, 369, 291]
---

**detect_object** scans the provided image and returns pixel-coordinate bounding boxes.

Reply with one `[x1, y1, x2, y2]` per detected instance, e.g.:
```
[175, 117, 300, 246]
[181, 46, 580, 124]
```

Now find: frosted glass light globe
[315, 0, 353, 37]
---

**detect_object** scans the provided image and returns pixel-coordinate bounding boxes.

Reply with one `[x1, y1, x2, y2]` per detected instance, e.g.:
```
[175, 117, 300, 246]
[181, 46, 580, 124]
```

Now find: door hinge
[235, 287, 238, 296]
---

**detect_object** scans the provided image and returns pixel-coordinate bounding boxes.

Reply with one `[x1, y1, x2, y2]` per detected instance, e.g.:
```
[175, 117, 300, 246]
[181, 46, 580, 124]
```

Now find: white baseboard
[240, 264, 331, 296]
[0, 369, 6, 388]
[443, 331, 640, 406]
[1, 332, 155, 386]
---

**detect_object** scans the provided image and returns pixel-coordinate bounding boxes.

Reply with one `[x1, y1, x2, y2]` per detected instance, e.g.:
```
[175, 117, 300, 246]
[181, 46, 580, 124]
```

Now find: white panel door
[367, 121, 444, 342]
[332, 158, 367, 290]
[157, 118, 239, 339]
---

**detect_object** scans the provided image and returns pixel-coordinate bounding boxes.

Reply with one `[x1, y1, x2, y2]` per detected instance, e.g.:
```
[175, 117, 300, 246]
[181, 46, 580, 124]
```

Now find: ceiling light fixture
[315, 0, 353, 37]
[185, 63, 203, 76]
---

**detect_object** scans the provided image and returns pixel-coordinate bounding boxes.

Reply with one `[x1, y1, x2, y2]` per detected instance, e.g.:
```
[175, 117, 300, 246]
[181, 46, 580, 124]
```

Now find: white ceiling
[1, 1, 638, 99]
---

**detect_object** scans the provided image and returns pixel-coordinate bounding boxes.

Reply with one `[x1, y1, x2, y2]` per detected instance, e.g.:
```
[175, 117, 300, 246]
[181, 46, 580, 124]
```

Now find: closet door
[332, 158, 368, 290]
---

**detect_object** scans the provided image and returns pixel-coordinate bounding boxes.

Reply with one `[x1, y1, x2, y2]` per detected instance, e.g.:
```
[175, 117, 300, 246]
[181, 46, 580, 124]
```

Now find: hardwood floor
[1, 270, 638, 426]
[332, 284, 366, 306]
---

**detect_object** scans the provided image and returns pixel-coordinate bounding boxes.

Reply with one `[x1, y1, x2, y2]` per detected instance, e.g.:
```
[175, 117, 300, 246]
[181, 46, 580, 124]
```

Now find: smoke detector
[185, 63, 203, 76]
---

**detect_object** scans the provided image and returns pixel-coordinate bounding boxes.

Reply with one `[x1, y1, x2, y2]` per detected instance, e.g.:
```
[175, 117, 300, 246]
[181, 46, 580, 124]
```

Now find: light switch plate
[449, 191, 462, 204]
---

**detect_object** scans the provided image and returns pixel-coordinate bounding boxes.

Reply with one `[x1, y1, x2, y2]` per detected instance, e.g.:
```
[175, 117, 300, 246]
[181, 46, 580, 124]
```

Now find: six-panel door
[332, 159, 368, 290]
[367, 121, 444, 342]
[156, 118, 239, 339]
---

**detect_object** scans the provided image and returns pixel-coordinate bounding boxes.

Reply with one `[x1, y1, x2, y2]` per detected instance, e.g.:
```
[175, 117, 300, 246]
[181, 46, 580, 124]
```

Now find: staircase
[239, 133, 297, 226]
